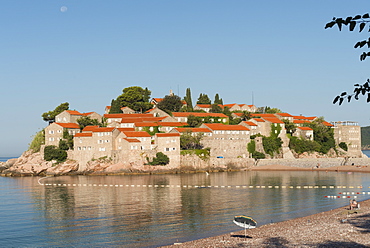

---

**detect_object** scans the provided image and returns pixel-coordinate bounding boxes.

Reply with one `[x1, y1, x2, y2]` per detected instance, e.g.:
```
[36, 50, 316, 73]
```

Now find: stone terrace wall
[255, 158, 345, 168]
[346, 158, 370, 166]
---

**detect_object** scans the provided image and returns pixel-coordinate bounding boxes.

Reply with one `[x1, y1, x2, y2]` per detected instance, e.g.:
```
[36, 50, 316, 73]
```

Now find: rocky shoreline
[161, 199, 370, 248]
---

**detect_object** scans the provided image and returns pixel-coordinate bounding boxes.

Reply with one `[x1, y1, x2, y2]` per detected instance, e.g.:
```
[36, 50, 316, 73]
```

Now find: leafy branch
[325, 13, 370, 61]
[333, 79, 370, 105]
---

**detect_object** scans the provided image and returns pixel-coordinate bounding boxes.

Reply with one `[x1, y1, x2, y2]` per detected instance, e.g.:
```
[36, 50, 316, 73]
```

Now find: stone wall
[255, 158, 345, 168]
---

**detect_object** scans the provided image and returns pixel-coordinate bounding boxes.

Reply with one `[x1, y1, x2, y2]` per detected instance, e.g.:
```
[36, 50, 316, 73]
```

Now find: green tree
[303, 118, 335, 154]
[325, 13, 370, 104]
[116, 86, 152, 113]
[44, 145, 67, 163]
[240, 111, 252, 121]
[187, 115, 202, 127]
[28, 129, 45, 152]
[148, 152, 170, 165]
[77, 116, 102, 130]
[196, 93, 211, 104]
[339, 142, 348, 151]
[63, 129, 74, 150]
[42, 102, 69, 123]
[214, 93, 223, 105]
[180, 131, 204, 150]
[156, 94, 183, 114]
[264, 106, 282, 113]
[262, 136, 283, 157]
[289, 136, 321, 154]
[109, 99, 123, 114]
[282, 119, 296, 135]
[184, 88, 193, 111]
[209, 103, 223, 113]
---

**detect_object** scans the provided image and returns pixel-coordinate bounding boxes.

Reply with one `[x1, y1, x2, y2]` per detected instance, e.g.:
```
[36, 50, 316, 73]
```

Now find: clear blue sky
[1, 1, 370, 157]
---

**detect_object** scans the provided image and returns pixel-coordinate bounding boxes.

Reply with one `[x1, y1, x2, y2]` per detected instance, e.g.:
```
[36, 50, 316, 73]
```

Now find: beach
[162, 165, 370, 247]
[162, 198, 370, 248]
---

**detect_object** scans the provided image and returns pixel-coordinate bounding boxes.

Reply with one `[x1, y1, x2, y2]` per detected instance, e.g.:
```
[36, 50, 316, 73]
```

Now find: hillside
[361, 126, 370, 149]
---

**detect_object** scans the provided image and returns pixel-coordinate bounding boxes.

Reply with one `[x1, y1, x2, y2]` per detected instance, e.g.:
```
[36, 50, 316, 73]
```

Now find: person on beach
[349, 199, 359, 210]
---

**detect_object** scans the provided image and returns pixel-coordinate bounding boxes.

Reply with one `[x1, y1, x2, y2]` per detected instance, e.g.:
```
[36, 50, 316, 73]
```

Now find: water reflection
[1, 171, 370, 247]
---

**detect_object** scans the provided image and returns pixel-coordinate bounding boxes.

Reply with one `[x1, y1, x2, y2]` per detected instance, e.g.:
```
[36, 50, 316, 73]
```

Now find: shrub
[262, 136, 283, 157]
[28, 129, 45, 152]
[44, 145, 67, 163]
[148, 152, 170, 165]
[339, 142, 348, 151]
[289, 136, 320, 154]
[252, 151, 266, 159]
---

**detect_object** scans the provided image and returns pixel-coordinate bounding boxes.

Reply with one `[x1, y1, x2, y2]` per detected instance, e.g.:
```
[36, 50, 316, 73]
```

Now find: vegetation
[187, 115, 202, 127]
[325, 13, 370, 104]
[109, 99, 123, 114]
[247, 139, 266, 159]
[180, 131, 203, 150]
[116, 86, 152, 113]
[196, 93, 211, 104]
[77, 116, 104, 130]
[209, 103, 223, 113]
[28, 129, 45, 152]
[303, 119, 335, 154]
[63, 129, 74, 150]
[42, 102, 69, 123]
[44, 145, 67, 163]
[282, 119, 296, 135]
[180, 148, 210, 160]
[361, 126, 370, 148]
[183, 88, 193, 111]
[213, 93, 223, 105]
[262, 136, 283, 157]
[147, 152, 170, 165]
[264, 107, 282, 113]
[339, 142, 348, 151]
[289, 136, 320, 154]
[157, 94, 183, 114]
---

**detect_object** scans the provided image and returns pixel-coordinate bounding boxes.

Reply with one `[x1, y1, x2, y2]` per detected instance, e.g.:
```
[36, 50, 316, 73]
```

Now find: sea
[0, 154, 369, 247]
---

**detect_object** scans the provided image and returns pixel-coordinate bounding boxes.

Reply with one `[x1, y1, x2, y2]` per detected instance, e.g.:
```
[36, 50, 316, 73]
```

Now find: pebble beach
[162, 165, 370, 248]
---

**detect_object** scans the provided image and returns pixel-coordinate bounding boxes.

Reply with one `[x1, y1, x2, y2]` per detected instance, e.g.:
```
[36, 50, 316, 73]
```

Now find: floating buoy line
[38, 177, 366, 192]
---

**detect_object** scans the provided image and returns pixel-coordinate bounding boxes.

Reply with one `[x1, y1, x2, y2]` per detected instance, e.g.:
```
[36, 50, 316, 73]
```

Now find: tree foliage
[116, 86, 152, 112]
[339, 142, 348, 151]
[289, 136, 321, 154]
[264, 106, 282, 113]
[77, 116, 103, 130]
[196, 93, 211, 104]
[109, 99, 123, 114]
[44, 145, 67, 163]
[147, 152, 170, 165]
[180, 131, 204, 150]
[214, 93, 223, 105]
[325, 13, 370, 104]
[262, 136, 283, 157]
[209, 103, 223, 113]
[28, 130, 45, 152]
[303, 119, 335, 154]
[184, 88, 193, 111]
[187, 114, 202, 127]
[157, 94, 183, 114]
[42, 102, 69, 123]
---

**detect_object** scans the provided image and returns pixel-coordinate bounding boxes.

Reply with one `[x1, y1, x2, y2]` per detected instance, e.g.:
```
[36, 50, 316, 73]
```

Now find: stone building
[332, 121, 363, 157]
[154, 133, 181, 167]
[45, 122, 80, 146]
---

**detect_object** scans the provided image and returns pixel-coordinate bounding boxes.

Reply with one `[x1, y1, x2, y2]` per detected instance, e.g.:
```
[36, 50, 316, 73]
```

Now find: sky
[1, 0, 370, 157]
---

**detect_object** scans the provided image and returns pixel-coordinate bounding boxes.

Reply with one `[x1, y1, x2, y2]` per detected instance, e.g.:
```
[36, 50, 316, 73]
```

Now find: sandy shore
[250, 164, 370, 173]
[162, 199, 370, 247]
[161, 166, 370, 248]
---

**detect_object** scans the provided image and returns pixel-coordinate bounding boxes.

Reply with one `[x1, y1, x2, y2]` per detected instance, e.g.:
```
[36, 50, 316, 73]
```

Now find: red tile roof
[276, 113, 293, 117]
[123, 138, 141, 143]
[297, 127, 313, 131]
[134, 122, 158, 127]
[195, 104, 212, 108]
[322, 121, 334, 127]
[74, 133, 93, 137]
[251, 113, 276, 118]
[172, 112, 228, 118]
[293, 120, 311, 124]
[262, 117, 285, 124]
[156, 122, 187, 126]
[156, 133, 180, 137]
[203, 123, 250, 131]
[173, 128, 212, 133]
[66, 110, 82, 115]
[121, 131, 151, 137]
[252, 118, 265, 122]
[104, 113, 153, 118]
[55, 123, 80, 129]
[82, 125, 99, 132]
[81, 112, 95, 116]
[92, 127, 115, 132]
[242, 121, 258, 126]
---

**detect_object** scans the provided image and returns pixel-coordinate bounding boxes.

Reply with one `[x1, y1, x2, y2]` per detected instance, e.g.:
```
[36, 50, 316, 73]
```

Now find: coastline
[161, 199, 370, 248]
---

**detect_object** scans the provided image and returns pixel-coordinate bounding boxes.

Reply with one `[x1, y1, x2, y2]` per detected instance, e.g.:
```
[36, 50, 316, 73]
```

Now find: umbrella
[233, 215, 257, 238]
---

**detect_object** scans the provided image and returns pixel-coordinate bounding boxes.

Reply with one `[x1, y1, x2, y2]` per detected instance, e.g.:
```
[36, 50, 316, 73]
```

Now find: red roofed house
[294, 126, 314, 141]
[239, 121, 259, 135]
[170, 127, 213, 137]
[55, 110, 102, 124]
[275, 113, 294, 122]
[45, 122, 80, 146]
[145, 108, 171, 117]
[199, 123, 250, 158]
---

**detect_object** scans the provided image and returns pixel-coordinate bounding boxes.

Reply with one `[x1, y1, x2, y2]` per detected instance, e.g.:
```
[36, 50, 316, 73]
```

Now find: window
[49, 130, 54, 134]
[99, 147, 106, 151]
[88, 146, 91, 150]
[57, 130, 62, 133]
[78, 147, 81, 150]
[49, 137, 54, 141]
[165, 148, 170, 151]
[131, 145, 137, 150]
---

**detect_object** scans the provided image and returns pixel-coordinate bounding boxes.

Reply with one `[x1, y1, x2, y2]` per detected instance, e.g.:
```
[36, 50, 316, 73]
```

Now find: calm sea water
[1, 170, 370, 247]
